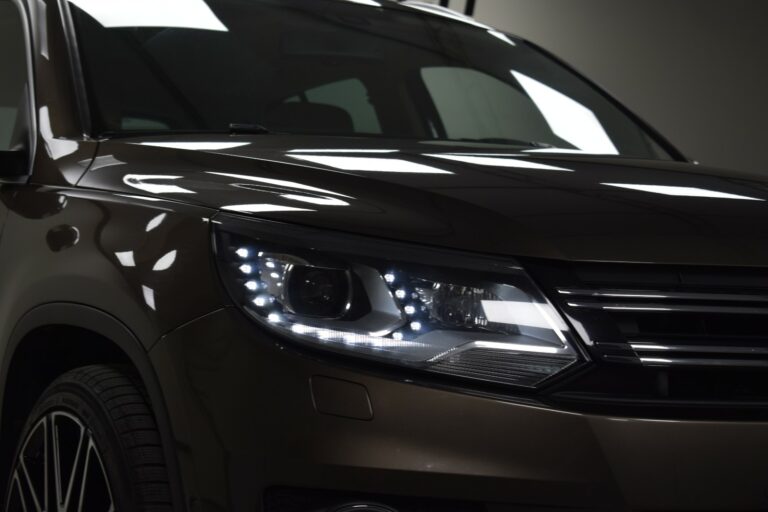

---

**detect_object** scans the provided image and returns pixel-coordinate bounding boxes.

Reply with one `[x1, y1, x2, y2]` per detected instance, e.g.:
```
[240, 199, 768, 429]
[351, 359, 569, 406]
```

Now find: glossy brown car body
[2, 0, 768, 511]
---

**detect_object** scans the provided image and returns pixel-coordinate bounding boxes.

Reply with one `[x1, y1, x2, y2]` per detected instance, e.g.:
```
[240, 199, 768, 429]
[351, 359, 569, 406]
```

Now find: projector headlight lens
[215, 215, 583, 388]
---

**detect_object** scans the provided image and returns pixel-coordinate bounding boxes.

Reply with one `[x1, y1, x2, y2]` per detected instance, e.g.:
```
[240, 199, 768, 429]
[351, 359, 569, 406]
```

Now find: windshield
[69, 0, 673, 159]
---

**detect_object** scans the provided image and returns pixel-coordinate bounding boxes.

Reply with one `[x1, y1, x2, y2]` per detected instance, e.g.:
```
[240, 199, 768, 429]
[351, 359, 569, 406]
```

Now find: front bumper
[150, 308, 768, 512]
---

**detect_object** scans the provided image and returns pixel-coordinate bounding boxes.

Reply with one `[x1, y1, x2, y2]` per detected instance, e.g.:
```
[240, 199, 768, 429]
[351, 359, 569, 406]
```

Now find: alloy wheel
[6, 410, 115, 512]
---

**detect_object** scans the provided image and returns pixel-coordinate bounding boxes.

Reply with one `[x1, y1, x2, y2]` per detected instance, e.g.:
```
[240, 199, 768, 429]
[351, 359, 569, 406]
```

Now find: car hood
[80, 135, 768, 266]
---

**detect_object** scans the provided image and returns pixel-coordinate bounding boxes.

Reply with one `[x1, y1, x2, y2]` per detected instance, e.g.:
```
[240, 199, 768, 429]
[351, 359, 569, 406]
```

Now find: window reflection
[512, 71, 619, 155]
[67, 0, 228, 31]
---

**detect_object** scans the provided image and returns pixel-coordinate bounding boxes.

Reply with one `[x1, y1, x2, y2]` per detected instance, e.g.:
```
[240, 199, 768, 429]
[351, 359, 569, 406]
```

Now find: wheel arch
[0, 302, 186, 511]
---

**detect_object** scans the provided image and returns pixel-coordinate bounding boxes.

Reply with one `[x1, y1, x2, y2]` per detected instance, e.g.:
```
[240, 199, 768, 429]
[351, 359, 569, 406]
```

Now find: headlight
[214, 215, 583, 388]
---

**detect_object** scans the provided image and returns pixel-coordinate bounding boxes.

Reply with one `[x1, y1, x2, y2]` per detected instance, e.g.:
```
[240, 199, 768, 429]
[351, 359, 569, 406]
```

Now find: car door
[0, 0, 31, 231]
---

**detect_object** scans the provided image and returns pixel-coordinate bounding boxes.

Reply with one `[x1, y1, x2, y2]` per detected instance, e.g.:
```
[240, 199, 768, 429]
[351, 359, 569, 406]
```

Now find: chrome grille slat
[630, 342, 768, 355]
[557, 288, 768, 303]
[640, 357, 768, 368]
[565, 301, 768, 315]
[553, 280, 768, 369]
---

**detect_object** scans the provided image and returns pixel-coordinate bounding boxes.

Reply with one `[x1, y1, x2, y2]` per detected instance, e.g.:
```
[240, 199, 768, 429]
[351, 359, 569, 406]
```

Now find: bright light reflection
[152, 250, 177, 271]
[343, 0, 381, 6]
[90, 154, 127, 170]
[287, 149, 398, 154]
[512, 71, 619, 155]
[482, 300, 569, 332]
[488, 30, 516, 46]
[401, 1, 490, 29]
[123, 175, 195, 195]
[221, 204, 314, 213]
[289, 155, 452, 174]
[207, 172, 352, 198]
[67, 0, 228, 31]
[640, 357, 674, 364]
[145, 212, 167, 232]
[280, 194, 349, 206]
[39, 106, 78, 160]
[601, 183, 764, 201]
[474, 341, 561, 354]
[523, 148, 592, 155]
[136, 142, 249, 150]
[142, 285, 156, 311]
[428, 154, 573, 172]
[115, 251, 136, 267]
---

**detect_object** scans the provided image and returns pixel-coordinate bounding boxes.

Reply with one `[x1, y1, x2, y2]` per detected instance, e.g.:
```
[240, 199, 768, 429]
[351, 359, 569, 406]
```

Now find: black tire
[5, 364, 173, 511]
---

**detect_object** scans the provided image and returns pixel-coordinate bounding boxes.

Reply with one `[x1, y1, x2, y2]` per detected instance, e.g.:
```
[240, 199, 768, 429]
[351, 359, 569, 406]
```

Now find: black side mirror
[0, 150, 28, 178]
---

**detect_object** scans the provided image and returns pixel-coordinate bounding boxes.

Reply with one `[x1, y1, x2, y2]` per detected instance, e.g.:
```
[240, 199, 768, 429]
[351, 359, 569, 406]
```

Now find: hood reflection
[427, 154, 573, 172]
[288, 154, 452, 174]
[123, 174, 196, 194]
[221, 204, 315, 213]
[136, 141, 251, 151]
[206, 172, 352, 198]
[602, 183, 764, 201]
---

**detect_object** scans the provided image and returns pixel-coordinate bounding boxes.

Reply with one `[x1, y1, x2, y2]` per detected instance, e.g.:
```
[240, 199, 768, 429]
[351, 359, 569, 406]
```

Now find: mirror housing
[0, 150, 28, 178]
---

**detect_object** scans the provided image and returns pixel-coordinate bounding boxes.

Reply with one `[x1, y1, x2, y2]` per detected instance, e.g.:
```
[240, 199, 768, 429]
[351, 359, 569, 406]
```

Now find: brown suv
[2, 0, 767, 510]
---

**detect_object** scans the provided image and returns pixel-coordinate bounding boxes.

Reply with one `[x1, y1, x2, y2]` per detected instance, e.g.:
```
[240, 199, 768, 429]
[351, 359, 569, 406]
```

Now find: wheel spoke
[17, 417, 47, 512]
[52, 412, 87, 511]
[77, 436, 115, 512]
[8, 470, 29, 512]
[75, 439, 92, 512]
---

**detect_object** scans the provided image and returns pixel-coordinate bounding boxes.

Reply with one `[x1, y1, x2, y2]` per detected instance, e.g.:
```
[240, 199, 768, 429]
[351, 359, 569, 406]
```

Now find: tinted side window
[0, 0, 28, 151]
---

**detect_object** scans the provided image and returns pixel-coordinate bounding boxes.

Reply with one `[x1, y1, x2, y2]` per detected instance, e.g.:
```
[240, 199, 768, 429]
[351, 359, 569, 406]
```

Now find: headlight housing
[214, 215, 583, 388]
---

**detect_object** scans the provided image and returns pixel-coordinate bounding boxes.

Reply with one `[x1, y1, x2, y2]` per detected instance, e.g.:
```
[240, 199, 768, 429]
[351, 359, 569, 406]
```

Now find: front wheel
[5, 365, 173, 511]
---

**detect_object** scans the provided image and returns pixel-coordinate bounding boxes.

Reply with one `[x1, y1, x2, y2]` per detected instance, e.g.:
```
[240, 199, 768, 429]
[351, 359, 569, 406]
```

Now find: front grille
[559, 287, 768, 368]
[525, 259, 768, 413]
